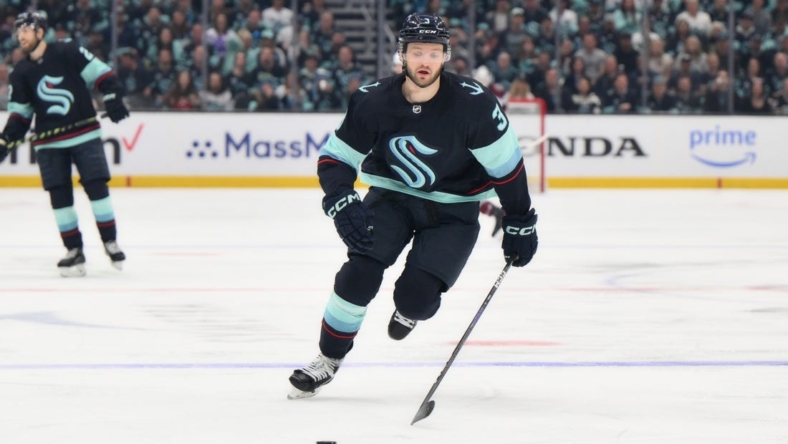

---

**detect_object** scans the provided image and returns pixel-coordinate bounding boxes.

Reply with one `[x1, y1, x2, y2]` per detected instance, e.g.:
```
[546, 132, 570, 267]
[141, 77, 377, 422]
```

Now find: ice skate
[288, 354, 343, 399]
[104, 240, 125, 270]
[58, 247, 86, 277]
[388, 310, 417, 340]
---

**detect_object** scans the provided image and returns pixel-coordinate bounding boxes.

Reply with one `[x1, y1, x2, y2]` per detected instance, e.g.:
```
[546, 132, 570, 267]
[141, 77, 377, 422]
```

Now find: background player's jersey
[4, 40, 121, 150]
[318, 71, 532, 215]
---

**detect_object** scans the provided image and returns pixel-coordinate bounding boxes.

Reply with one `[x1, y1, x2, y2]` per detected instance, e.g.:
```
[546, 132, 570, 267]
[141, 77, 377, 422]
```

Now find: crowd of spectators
[1, 0, 787, 115]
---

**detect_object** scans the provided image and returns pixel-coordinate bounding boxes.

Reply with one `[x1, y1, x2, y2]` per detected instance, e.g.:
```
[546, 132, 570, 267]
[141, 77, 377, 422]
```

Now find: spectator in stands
[703, 70, 731, 113]
[563, 56, 587, 95]
[516, 36, 539, 78]
[503, 77, 536, 111]
[500, 7, 529, 58]
[150, 48, 178, 106]
[164, 70, 202, 110]
[737, 78, 772, 114]
[674, 75, 703, 112]
[117, 49, 154, 108]
[534, 68, 561, 112]
[745, 0, 772, 36]
[489, 51, 519, 90]
[736, 57, 762, 100]
[666, 19, 691, 57]
[767, 52, 788, 100]
[225, 51, 254, 98]
[170, 8, 191, 40]
[707, 0, 729, 24]
[646, 38, 673, 79]
[249, 46, 287, 88]
[646, 75, 677, 112]
[486, 0, 512, 34]
[772, 77, 788, 114]
[299, 51, 340, 111]
[675, 0, 712, 36]
[330, 45, 366, 98]
[564, 76, 602, 113]
[678, 36, 708, 74]
[448, 55, 472, 77]
[549, 0, 579, 34]
[614, 33, 639, 75]
[263, 0, 294, 34]
[613, 0, 642, 36]
[647, 0, 672, 39]
[206, 12, 238, 59]
[147, 26, 177, 68]
[522, 0, 548, 26]
[668, 54, 703, 92]
[301, 0, 329, 33]
[594, 54, 620, 98]
[200, 72, 235, 111]
[575, 34, 607, 83]
[699, 52, 722, 89]
[603, 73, 638, 113]
[773, 0, 788, 24]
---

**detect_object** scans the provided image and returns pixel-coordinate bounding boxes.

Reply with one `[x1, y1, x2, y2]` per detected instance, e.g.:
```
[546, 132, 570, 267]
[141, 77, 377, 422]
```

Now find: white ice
[0, 188, 787, 444]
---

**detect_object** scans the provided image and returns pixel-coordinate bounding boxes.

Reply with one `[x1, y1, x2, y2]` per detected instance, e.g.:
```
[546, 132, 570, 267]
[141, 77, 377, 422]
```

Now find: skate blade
[111, 260, 124, 271]
[59, 264, 86, 278]
[287, 386, 321, 400]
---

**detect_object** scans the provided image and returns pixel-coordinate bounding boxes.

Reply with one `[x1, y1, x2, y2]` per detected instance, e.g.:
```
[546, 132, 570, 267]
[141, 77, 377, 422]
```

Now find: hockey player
[0, 12, 130, 277]
[288, 13, 538, 399]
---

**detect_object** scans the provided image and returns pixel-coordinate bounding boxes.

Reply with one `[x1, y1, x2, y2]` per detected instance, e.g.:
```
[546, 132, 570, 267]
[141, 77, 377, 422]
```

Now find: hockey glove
[103, 93, 130, 123]
[502, 209, 538, 267]
[0, 133, 9, 163]
[323, 189, 374, 252]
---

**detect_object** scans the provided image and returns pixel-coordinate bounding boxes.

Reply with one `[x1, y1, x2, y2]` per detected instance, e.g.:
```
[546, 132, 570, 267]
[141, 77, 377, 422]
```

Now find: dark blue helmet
[398, 13, 451, 59]
[14, 11, 48, 33]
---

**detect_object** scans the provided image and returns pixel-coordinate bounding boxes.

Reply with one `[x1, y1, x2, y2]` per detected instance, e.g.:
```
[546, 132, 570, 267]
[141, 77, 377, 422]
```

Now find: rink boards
[1, 112, 786, 188]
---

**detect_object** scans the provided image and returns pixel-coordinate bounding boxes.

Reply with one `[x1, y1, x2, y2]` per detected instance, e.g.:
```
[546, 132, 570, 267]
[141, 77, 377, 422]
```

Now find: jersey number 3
[492, 104, 508, 131]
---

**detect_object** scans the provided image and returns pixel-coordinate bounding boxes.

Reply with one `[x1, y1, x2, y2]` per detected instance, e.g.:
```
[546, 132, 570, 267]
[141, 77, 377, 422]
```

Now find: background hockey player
[289, 13, 539, 399]
[0, 11, 130, 277]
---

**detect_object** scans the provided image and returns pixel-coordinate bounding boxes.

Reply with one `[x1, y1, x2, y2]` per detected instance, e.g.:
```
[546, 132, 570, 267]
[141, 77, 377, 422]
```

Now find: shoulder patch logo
[389, 135, 438, 188]
[358, 81, 381, 93]
[460, 81, 483, 95]
[36, 75, 75, 116]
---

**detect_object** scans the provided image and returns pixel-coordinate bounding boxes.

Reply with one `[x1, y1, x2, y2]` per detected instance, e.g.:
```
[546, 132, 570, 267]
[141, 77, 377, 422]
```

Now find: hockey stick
[3, 114, 106, 151]
[523, 133, 549, 151]
[411, 258, 514, 425]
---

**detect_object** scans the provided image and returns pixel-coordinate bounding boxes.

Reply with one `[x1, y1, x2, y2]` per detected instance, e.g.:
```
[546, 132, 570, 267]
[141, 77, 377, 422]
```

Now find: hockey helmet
[14, 11, 48, 33]
[398, 13, 451, 60]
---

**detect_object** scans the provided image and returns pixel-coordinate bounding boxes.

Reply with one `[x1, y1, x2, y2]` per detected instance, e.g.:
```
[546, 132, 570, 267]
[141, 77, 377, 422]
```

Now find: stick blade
[411, 400, 435, 425]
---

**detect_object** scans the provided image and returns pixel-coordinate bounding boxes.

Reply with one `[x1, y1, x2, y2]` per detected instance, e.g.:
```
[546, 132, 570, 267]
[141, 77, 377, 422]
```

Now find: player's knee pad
[48, 186, 74, 209]
[82, 179, 110, 201]
[393, 266, 445, 320]
[334, 254, 387, 307]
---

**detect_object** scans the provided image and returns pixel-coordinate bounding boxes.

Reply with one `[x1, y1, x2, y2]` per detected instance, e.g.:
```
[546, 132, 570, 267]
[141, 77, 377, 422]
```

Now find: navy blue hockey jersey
[4, 40, 122, 150]
[317, 71, 532, 216]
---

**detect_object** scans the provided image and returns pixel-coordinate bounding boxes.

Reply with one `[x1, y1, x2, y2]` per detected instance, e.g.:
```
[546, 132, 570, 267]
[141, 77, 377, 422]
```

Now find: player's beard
[404, 61, 442, 89]
[20, 36, 42, 55]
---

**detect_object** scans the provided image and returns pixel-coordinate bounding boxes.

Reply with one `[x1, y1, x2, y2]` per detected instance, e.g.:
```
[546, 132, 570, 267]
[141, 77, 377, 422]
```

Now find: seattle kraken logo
[389, 136, 437, 188]
[37, 76, 74, 115]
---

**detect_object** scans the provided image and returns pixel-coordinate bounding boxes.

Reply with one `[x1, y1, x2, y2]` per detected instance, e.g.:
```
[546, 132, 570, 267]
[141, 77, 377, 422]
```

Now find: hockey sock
[90, 196, 117, 242]
[319, 292, 367, 359]
[83, 180, 116, 242]
[49, 187, 82, 249]
[53, 206, 83, 249]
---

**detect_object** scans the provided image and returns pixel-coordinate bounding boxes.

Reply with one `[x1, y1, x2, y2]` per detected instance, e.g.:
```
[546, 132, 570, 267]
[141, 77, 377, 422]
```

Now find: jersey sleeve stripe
[469, 126, 522, 179]
[80, 59, 113, 90]
[319, 133, 367, 170]
[8, 102, 34, 119]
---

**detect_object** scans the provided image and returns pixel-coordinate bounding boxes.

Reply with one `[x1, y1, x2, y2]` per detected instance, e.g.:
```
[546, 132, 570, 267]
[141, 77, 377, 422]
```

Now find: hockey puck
[316, 442, 336, 444]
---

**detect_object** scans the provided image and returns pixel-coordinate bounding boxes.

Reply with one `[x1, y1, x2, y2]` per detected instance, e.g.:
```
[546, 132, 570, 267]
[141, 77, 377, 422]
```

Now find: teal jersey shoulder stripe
[81, 58, 112, 90]
[319, 133, 367, 170]
[360, 173, 498, 203]
[8, 102, 34, 119]
[35, 128, 102, 150]
[470, 126, 522, 179]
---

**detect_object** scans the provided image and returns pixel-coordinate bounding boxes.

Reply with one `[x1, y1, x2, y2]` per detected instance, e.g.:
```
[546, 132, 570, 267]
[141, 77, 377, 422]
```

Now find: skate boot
[58, 247, 86, 277]
[104, 240, 125, 270]
[288, 354, 343, 400]
[388, 310, 417, 340]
